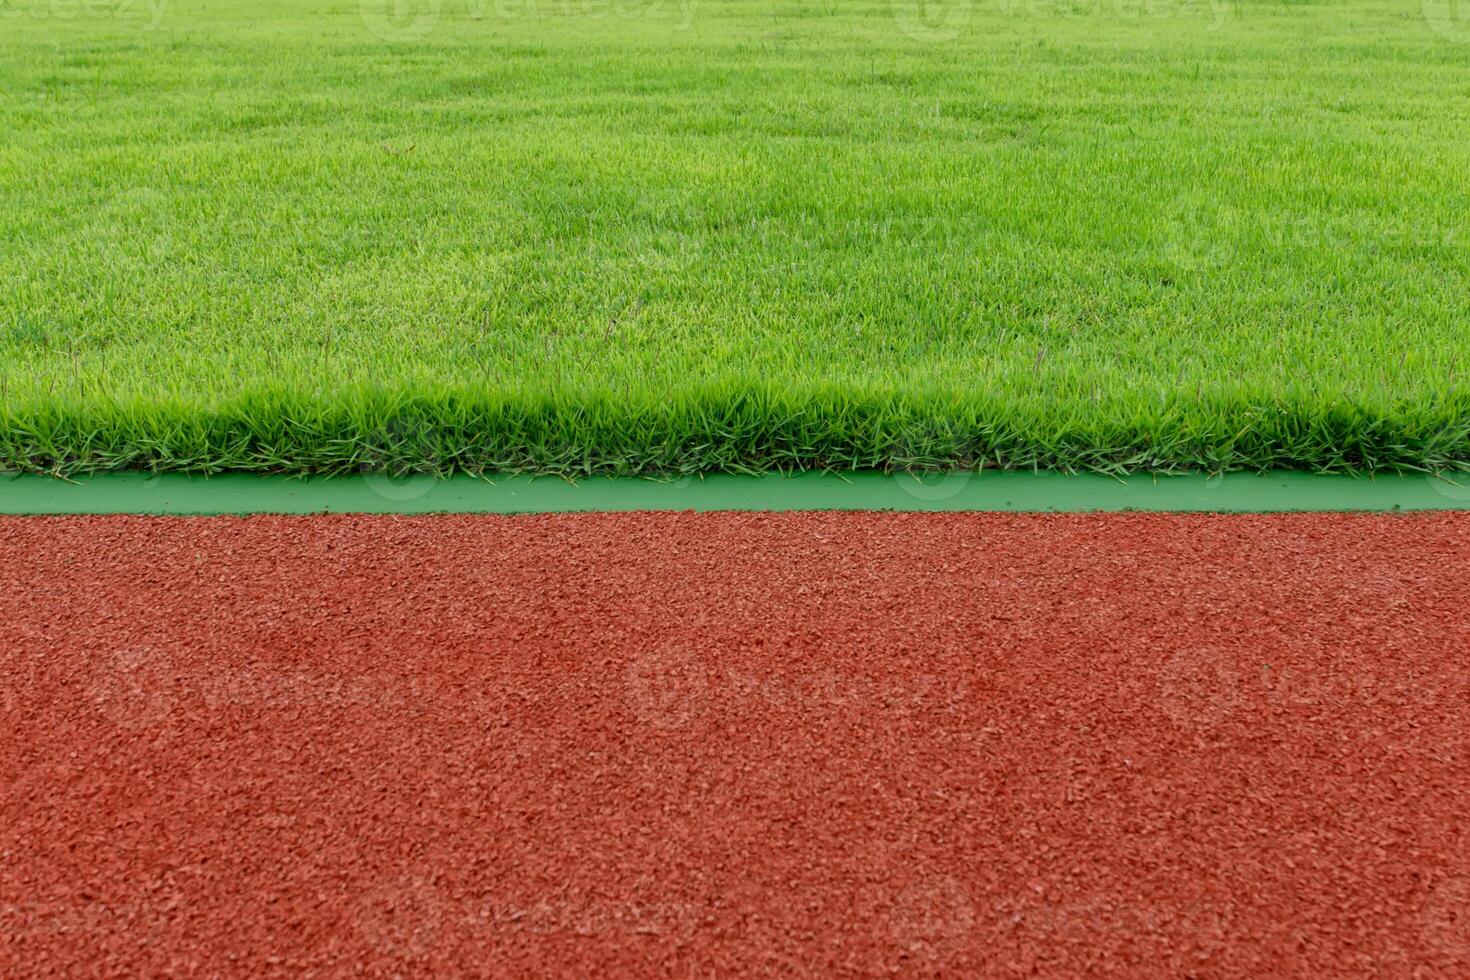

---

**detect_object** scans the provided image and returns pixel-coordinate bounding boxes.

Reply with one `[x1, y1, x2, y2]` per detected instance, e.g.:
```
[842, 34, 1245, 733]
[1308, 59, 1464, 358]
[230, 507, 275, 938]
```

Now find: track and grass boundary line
[5, 471, 1470, 515]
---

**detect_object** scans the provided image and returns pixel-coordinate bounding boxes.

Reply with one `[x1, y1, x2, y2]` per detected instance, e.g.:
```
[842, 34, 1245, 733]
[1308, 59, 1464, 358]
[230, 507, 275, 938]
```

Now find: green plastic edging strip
[4, 470, 1470, 515]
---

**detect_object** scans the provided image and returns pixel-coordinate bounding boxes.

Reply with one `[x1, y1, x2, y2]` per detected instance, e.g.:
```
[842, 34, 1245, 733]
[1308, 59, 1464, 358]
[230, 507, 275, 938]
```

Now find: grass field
[3, 0, 1469, 477]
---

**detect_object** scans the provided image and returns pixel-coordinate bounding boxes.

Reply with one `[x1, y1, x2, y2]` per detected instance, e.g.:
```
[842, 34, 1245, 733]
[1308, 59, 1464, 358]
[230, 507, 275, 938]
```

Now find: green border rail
[4, 470, 1470, 515]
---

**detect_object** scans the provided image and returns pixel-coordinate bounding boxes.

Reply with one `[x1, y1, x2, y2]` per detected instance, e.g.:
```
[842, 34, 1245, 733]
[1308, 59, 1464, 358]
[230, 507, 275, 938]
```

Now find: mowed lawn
[2, 0, 1468, 475]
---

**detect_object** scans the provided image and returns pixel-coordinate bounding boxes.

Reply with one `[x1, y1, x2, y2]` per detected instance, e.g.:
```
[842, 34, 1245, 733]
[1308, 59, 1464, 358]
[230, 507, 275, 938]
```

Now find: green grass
[3, 0, 1469, 477]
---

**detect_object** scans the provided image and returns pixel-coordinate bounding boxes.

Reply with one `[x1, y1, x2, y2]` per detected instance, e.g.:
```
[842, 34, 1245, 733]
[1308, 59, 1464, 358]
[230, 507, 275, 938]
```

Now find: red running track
[2, 512, 1470, 978]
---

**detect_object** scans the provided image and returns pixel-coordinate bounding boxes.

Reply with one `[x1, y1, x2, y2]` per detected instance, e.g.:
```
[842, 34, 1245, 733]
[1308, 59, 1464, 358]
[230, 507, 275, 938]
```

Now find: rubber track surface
[3, 513, 1469, 978]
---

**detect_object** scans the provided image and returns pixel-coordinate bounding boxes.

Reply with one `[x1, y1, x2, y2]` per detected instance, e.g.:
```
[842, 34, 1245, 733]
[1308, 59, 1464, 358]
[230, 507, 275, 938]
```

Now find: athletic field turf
[3, 0, 1469, 476]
